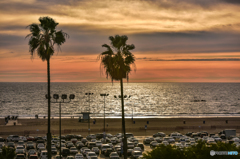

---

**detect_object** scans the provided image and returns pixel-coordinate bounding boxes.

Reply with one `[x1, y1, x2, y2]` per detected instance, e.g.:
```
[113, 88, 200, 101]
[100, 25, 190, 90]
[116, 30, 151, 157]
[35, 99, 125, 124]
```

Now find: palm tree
[99, 35, 135, 159]
[26, 16, 69, 159]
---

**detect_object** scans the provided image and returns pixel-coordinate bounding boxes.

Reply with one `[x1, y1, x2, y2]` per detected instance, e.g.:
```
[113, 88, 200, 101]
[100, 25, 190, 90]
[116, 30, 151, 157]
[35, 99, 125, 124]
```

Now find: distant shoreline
[1, 114, 240, 119]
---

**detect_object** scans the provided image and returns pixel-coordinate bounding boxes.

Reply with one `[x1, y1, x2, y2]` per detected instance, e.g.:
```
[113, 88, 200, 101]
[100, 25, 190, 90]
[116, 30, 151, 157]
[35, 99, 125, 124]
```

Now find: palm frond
[99, 35, 136, 81]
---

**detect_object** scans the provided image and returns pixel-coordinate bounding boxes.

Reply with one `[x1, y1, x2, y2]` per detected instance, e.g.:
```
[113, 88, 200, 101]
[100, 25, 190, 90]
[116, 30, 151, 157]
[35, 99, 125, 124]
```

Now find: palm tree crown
[99, 35, 135, 81]
[26, 16, 69, 61]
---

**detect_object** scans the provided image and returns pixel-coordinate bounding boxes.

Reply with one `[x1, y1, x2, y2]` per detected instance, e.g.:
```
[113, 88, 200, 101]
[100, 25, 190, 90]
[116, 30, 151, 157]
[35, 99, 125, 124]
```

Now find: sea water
[0, 82, 240, 118]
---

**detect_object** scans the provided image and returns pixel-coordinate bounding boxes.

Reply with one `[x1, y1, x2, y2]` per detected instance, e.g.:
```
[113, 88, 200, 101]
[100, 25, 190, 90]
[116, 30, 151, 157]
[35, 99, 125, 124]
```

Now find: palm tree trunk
[47, 58, 51, 159]
[120, 78, 127, 159]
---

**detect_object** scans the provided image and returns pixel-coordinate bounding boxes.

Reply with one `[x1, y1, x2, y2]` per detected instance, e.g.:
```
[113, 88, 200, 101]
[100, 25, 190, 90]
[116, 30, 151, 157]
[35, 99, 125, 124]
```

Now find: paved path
[6, 120, 21, 126]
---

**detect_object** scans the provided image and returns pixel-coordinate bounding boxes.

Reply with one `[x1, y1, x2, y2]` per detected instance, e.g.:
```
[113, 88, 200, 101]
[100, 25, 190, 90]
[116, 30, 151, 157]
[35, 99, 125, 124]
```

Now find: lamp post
[46, 93, 75, 158]
[100, 93, 109, 137]
[85, 93, 93, 135]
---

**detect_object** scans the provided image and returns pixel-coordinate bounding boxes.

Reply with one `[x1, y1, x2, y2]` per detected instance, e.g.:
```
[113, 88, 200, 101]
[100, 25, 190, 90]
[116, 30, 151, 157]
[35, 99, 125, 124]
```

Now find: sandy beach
[1, 117, 240, 138]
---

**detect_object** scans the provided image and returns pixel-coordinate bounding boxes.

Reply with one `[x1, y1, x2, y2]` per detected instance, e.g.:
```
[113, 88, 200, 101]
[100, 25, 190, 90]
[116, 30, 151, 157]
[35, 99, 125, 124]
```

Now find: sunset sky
[0, 0, 240, 82]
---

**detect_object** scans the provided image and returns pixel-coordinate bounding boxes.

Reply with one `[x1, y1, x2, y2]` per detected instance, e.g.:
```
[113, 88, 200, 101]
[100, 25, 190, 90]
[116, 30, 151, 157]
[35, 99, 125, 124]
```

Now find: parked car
[86, 152, 97, 159]
[150, 141, 159, 148]
[153, 132, 166, 137]
[87, 142, 96, 149]
[0, 137, 5, 142]
[7, 135, 14, 142]
[16, 146, 26, 155]
[29, 155, 38, 159]
[7, 142, 15, 148]
[109, 152, 120, 159]
[163, 137, 175, 144]
[101, 144, 111, 154]
[16, 154, 26, 159]
[28, 149, 37, 156]
[51, 147, 57, 154]
[143, 138, 151, 144]
[104, 148, 114, 157]
[83, 149, 91, 156]
[75, 153, 84, 159]
[91, 147, 99, 154]
[131, 150, 142, 159]
[40, 150, 48, 159]
[66, 142, 74, 149]
[62, 147, 70, 156]
[87, 134, 96, 141]
[70, 147, 78, 154]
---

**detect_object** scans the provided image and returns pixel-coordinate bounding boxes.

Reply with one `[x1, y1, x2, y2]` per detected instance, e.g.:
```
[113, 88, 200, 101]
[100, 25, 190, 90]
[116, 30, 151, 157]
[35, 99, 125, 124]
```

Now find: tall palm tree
[99, 35, 135, 159]
[26, 16, 69, 159]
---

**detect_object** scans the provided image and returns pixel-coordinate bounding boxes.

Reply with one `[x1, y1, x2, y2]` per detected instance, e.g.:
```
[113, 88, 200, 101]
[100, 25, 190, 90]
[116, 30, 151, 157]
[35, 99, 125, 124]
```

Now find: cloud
[137, 58, 240, 61]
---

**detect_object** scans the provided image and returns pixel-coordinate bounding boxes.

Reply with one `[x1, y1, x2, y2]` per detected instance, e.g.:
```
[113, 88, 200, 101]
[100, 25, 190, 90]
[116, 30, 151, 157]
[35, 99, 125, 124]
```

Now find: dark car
[127, 149, 133, 156]
[75, 135, 83, 140]
[143, 138, 151, 144]
[96, 133, 104, 140]
[7, 142, 15, 148]
[76, 142, 84, 149]
[62, 147, 70, 156]
[136, 143, 144, 151]
[104, 148, 114, 157]
[27, 136, 35, 141]
[51, 147, 57, 154]
[27, 144, 35, 150]
[87, 142, 96, 149]
[0, 137, 5, 142]
[29, 155, 38, 159]
[66, 134, 74, 141]
[185, 132, 193, 137]
[81, 138, 88, 145]
[34, 136, 43, 141]
[16, 154, 26, 159]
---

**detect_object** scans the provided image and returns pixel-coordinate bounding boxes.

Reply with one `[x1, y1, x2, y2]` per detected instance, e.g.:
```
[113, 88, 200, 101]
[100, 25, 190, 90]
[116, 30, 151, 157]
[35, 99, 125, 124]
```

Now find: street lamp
[46, 93, 75, 158]
[100, 93, 109, 137]
[85, 93, 94, 135]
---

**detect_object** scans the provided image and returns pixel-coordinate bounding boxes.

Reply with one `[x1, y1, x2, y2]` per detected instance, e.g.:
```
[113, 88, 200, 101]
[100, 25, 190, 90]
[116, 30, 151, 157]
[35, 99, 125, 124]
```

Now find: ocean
[0, 82, 240, 118]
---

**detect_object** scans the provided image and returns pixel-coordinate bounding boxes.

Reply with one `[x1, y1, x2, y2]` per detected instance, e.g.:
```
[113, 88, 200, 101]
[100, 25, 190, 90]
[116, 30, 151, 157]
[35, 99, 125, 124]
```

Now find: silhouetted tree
[26, 16, 68, 159]
[0, 147, 15, 159]
[99, 35, 135, 159]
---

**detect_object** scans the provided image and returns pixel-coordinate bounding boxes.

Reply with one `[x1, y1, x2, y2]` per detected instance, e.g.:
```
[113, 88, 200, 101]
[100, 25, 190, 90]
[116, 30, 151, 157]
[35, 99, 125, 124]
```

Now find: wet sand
[0, 117, 240, 137]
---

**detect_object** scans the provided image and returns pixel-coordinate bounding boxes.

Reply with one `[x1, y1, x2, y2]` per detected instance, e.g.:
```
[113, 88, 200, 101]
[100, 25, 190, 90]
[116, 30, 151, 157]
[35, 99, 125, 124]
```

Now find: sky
[0, 0, 240, 82]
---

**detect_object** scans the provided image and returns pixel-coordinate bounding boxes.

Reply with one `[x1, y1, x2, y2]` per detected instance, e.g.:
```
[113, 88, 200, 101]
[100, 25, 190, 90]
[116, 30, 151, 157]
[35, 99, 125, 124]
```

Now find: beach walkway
[5, 120, 21, 126]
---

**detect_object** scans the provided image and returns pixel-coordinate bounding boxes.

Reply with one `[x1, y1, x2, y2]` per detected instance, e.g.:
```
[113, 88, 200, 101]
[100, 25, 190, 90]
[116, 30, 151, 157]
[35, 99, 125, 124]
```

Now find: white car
[40, 150, 48, 159]
[232, 138, 240, 142]
[37, 143, 45, 149]
[86, 152, 97, 159]
[75, 153, 84, 159]
[16, 146, 26, 154]
[95, 141, 102, 148]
